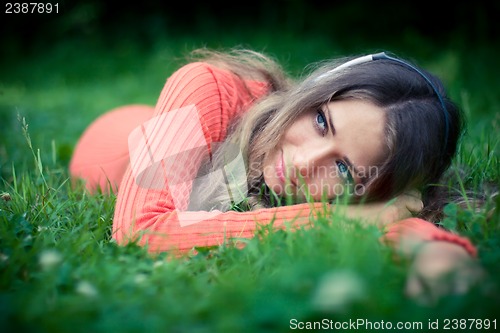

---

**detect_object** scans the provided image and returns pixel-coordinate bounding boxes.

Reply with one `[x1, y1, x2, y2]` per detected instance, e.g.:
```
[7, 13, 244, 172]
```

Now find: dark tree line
[1, 0, 498, 56]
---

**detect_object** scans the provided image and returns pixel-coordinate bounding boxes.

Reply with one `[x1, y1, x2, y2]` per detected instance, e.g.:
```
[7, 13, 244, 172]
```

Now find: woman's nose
[292, 147, 332, 178]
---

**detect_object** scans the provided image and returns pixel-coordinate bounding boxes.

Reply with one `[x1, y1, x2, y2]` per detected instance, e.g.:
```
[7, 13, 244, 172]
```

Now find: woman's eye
[315, 110, 327, 134]
[336, 161, 353, 182]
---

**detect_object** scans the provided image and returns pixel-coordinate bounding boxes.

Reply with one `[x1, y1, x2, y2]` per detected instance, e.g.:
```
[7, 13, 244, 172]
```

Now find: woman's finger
[397, 192, 423, 215]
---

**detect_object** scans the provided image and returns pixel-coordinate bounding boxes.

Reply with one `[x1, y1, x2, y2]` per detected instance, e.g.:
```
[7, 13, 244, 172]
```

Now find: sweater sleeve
[382, 217, 477, 257]
[112, 62, 323, 254]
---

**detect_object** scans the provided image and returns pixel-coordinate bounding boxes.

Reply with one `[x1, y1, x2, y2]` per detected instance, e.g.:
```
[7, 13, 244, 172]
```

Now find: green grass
[1, 29, 499, 332]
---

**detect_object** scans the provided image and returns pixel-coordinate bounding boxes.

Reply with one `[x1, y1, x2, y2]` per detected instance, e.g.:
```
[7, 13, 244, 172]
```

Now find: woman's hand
[340, 190, 423, 226]
[405, 241, 485, 304]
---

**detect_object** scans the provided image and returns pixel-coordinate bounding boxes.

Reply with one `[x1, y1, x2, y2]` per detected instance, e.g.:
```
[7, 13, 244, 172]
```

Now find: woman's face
[262, 99, 387, 201]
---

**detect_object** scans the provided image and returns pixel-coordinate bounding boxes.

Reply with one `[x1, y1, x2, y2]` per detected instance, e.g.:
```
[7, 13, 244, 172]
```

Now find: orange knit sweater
[70, 62, 476, 257]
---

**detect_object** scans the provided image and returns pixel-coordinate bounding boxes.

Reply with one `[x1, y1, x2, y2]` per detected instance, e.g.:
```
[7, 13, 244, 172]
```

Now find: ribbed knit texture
[384, 218, 477, 257]
[112, 62, 323, 253]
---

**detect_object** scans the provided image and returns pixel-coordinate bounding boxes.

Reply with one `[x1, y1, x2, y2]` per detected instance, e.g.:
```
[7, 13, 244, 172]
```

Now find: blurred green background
[1, 0, 499, 174]
[1, 2, 499, 331]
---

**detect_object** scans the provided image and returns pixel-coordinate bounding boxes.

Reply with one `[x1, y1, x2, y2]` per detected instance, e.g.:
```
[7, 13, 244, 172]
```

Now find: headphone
[319, 52, 450, 148]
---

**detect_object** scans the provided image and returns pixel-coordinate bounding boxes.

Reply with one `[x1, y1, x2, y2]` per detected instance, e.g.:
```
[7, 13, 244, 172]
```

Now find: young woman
[70, 48, 481, 299]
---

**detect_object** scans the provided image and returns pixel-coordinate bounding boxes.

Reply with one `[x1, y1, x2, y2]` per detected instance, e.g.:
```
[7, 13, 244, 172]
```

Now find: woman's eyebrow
[324, 104, 336, 136]
[325, 104, 365, 183]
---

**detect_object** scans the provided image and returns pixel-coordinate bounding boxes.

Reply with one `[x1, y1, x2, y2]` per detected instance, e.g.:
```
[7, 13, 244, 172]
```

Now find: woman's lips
[276, 151, 286, 184]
